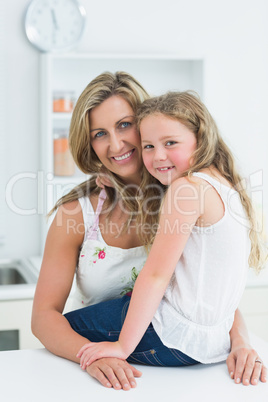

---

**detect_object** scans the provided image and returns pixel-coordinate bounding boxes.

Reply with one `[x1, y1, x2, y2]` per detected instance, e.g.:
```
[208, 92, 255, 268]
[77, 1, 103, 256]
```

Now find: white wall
[2, 0, 268, 258]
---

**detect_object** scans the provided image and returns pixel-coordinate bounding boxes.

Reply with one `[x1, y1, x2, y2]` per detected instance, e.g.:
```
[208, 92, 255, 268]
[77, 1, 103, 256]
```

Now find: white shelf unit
[39, 53, 204, 250]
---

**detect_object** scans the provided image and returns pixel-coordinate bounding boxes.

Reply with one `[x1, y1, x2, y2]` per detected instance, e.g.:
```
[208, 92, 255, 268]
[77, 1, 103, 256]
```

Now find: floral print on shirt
[80, 246, 107, 268]
[121, 267, 140, 296]
[79, 243, 143, 295]
[93, 247, 106, 260]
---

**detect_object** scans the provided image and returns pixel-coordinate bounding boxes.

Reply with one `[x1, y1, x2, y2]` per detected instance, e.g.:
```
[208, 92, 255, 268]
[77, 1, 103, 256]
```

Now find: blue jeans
[64, 295, 199, 367]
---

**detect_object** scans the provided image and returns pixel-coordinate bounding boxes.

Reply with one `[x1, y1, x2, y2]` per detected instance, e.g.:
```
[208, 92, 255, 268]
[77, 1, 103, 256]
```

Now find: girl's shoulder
[169, 175, 201, 194]
[195, 167, 233, 189]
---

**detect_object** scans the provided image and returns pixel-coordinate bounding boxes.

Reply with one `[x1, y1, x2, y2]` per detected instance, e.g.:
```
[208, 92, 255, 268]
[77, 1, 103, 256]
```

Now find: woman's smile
[112, 149, 135, 162]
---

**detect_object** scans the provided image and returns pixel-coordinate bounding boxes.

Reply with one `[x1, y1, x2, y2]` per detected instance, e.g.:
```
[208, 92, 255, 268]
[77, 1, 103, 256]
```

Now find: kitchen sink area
[0, 266, 27, 285]
[0, 258, 39, 301]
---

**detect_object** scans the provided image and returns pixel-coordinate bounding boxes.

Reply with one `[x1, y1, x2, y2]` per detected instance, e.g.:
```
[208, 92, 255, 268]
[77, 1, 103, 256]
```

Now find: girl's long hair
[136, 91, 268, 273]
[48, 71, 150, 226]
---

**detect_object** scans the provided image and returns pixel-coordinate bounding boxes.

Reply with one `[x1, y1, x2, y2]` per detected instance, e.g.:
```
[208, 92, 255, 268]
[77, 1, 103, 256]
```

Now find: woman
[31, 72, 267, 390]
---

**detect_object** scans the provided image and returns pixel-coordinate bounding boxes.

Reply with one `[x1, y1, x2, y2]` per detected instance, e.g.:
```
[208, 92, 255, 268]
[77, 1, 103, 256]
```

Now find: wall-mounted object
[24, 0, 86, 52]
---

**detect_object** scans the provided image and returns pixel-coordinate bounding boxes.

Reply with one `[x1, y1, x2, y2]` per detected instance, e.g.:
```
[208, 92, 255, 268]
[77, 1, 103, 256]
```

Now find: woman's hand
[77, 341, 127, 369]
[226, 344, 267, 385]
[86, 358, 142, 390]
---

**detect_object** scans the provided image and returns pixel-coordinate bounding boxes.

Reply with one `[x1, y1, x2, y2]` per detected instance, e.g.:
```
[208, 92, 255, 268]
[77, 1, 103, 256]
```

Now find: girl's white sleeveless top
[152, 172, 250, 364]
[71, 189, 147, 310]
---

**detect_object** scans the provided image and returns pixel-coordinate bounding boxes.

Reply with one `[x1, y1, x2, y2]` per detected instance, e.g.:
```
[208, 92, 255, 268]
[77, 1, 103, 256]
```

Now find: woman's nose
[109, 133, 124, 154]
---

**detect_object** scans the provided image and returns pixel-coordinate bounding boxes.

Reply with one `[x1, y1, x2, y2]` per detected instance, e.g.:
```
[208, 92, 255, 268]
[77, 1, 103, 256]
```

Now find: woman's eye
[95, 131, 106, 138]
[120, 122, 131, 129]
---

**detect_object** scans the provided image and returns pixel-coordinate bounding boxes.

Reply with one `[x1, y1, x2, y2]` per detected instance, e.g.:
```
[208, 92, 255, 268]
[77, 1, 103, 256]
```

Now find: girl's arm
[227, 309, 267, 385]
[78, 178, 201, 365]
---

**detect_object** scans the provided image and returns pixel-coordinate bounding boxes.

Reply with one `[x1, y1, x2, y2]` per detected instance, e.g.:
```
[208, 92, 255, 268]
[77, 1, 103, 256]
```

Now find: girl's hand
[77, 341, 127, 369]
[95, 167, 114, 188]
[226, 345, 267, 385]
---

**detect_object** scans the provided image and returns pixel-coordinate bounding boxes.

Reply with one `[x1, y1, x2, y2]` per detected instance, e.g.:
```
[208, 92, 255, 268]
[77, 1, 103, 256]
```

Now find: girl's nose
[154, 147, 167, 161]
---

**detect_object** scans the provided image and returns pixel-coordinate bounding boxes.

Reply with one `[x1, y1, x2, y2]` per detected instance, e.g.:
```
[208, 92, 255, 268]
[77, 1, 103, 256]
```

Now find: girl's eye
[143, 144, 153, 149]
[166, 141, 177, 146]
[95, 131, 106, 138]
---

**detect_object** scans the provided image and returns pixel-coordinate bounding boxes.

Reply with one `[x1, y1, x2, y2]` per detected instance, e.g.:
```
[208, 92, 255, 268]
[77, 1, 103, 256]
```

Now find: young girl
[65, 91, 267, 373]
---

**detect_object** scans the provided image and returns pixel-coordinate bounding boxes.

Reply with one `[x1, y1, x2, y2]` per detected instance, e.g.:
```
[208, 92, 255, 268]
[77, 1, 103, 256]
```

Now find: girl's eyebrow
[141, 139, 151, 143]
[90, 115, 135, 133]
[141, 134, 181, 142]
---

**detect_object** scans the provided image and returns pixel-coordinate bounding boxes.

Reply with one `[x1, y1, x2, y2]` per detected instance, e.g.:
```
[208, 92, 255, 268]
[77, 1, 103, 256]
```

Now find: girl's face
[140, 114, 197, 185]
[89, 96, 142, 185]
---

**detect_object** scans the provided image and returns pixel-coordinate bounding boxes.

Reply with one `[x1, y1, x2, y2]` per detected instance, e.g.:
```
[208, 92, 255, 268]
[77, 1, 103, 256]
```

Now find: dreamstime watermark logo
[4, 169, 266, 233]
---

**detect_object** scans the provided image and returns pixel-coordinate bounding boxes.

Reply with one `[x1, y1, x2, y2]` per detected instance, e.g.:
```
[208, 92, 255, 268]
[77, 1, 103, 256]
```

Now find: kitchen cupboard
[0, 299, 42, 350]
[239, 286, 268, 342]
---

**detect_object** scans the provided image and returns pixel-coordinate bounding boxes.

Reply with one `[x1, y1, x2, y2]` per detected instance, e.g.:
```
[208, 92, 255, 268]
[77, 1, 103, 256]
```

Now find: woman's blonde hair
[136, 91, 268, 273]
[49, 71, 149, 219]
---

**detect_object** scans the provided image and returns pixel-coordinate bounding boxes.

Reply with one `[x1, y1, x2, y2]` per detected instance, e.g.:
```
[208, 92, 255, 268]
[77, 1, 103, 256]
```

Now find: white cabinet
[239, 268, 268, 341]
[39, 53, 204, 250]
[0, 299, 43, 350]
[239, 286, 268, 342]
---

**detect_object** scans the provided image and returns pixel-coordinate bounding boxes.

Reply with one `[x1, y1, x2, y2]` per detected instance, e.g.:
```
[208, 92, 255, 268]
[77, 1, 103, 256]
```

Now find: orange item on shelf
[53, 137, 75, 176]
[53, 91, 75, 113]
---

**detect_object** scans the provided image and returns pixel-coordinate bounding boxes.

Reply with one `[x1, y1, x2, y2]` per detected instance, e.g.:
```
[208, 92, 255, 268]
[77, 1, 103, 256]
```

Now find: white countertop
[1, 333, 267, 402]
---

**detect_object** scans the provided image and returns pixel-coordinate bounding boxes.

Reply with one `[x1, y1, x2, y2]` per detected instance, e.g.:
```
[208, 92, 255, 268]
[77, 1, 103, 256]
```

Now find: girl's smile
[140, 114, 197, 185]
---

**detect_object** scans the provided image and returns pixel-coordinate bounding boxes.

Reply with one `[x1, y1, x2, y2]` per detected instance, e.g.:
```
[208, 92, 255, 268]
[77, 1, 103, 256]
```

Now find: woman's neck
[119, 174, 142, 187]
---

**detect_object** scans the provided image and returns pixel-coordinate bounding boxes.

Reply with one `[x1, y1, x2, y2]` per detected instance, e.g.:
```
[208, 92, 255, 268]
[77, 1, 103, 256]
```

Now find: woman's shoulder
[52, 200, 85, 243]
[58, 199, 83, 216]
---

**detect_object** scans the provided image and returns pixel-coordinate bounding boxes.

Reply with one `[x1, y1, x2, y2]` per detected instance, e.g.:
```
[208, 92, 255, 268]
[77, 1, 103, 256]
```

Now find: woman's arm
[86, 358, 142, 390]
[31, 201, 89, 361]
[32, 200, 142, 389]
[227, 309, 267, 385]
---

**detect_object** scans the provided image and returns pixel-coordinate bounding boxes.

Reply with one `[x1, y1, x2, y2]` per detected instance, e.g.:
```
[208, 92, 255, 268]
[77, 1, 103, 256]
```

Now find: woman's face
[89, 96, 142, 185]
